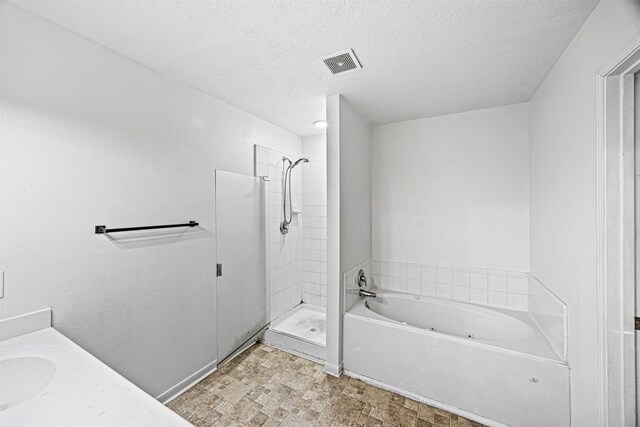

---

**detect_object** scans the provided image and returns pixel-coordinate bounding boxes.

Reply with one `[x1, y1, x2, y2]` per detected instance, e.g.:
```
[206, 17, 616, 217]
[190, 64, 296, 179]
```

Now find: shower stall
[254, 134, 328, 361]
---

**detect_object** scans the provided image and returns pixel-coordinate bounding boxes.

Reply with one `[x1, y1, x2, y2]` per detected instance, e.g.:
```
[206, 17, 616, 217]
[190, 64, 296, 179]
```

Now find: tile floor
[168, 344, 485, 427]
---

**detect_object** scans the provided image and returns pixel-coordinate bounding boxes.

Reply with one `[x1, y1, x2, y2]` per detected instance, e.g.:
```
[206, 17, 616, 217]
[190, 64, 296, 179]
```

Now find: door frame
[596, 32, 640, 426]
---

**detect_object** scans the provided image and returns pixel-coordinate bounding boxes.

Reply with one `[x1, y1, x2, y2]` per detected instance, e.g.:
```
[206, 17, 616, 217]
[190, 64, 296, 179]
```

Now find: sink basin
[0, 345, 74, 412]
[0, 323, 190, 426]
[0, 357, 56, 411]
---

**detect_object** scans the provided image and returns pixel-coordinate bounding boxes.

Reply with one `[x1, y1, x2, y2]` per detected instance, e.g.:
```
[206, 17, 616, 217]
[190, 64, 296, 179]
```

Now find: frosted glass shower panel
[215, 170, 267, 362]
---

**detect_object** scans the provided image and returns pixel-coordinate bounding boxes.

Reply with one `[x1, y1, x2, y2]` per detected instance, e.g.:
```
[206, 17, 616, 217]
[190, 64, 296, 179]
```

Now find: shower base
[261, 303, 326, 362]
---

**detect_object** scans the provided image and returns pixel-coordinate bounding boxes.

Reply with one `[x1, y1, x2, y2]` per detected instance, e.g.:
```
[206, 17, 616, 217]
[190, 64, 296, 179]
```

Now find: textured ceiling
[11, 0, 598, 137]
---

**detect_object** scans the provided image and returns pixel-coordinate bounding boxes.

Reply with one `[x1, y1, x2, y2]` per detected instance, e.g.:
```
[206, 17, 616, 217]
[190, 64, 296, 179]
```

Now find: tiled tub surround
[255, 145, 303, 321]
[346, 257, 568, 362]
[343, 258, 374, 312]
[371, 259, 529, 312]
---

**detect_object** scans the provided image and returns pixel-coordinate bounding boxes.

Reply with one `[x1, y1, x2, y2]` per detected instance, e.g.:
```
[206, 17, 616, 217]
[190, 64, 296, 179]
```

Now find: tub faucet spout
[359, 289, 377, 298]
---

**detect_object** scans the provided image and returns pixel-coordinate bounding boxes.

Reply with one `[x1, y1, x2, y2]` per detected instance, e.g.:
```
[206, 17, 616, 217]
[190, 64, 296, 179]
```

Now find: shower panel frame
[214, 169, 268, 364]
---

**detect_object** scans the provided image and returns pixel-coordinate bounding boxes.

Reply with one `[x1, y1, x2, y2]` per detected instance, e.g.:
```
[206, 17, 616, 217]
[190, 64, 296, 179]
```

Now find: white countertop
[1, 318, 191, 426]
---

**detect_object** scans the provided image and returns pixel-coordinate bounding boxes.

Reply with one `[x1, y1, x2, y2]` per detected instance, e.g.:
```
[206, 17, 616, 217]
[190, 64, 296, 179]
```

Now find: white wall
[300, 134, 327, 307]
[325, 95, 372, 375]
[339, 99, 372, 274]
[528, 1, 640, 424]
[372, 103, 529, 271]
[0, 3, 300, 397]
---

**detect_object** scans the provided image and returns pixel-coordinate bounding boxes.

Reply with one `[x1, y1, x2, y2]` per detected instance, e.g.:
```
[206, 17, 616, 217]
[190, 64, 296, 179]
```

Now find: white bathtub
[343, 291, 569, 427]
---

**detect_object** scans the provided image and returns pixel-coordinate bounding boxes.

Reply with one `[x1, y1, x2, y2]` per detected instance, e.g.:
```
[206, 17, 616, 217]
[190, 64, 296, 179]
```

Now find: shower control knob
[357, 270, 367, 287]
[280, 221, 289, 234]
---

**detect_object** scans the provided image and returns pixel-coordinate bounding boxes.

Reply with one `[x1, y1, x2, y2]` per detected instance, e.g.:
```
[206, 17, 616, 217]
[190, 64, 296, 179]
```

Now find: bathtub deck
[168, 343, 485, 427]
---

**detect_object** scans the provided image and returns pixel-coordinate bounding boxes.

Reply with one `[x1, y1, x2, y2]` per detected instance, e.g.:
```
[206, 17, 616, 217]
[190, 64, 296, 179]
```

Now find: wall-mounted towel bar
[95, 221, 198, 234]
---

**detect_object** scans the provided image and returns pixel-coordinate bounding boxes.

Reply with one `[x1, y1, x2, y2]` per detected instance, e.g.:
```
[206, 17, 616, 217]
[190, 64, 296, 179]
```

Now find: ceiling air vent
[321, 49, 361, 75]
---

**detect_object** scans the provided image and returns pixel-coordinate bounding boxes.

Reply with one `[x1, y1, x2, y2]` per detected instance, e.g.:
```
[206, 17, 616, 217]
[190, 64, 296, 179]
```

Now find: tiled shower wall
[255, 145, 302, 320]
[300, 135, 327, 307]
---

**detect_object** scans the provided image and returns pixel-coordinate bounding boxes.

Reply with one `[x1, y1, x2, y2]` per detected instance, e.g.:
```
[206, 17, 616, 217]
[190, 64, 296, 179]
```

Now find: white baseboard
[156, 359, 217, 404]
[220, 334, 263, 366]
[343, 370, 506, 427]
[324, 362, 343, 377]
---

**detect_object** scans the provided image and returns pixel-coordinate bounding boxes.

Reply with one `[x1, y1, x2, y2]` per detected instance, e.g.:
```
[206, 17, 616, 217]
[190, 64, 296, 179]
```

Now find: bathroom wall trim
[325, 94, 342, 378]
[343, 370, 506, 427]
[324, 362, 343, 378]
[595, 30, 640, 427]
[156, 359, 218, 404]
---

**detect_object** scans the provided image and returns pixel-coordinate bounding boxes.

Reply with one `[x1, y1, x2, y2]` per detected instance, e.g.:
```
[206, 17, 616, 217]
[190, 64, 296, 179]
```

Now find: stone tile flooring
[168, 344, 485, 427]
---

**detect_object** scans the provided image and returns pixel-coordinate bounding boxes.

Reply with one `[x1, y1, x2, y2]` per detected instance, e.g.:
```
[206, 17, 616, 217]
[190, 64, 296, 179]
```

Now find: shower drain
[309, 328, 317, 332]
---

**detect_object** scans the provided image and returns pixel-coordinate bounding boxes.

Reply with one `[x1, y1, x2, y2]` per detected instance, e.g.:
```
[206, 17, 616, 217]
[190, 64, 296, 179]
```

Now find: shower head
[282, 156, 292, 166]
[291, 157, 309, 168]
